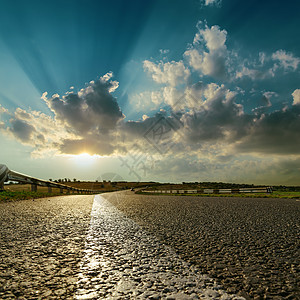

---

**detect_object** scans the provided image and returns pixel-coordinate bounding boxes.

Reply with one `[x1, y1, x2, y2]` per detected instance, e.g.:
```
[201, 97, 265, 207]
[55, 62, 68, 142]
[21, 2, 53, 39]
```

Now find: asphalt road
[0, 195, 94, 299]
[106, 192, 300, 299]
[0, 192, 299, 299]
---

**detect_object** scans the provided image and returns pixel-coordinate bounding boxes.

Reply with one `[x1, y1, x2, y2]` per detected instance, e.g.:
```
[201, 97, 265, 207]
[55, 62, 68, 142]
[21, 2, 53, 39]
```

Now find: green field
[0, 190, 65, 201]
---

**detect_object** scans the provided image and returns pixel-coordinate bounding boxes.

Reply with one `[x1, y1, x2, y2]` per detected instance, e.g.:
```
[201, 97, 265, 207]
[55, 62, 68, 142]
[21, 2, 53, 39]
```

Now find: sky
[0, 0, 299, 185]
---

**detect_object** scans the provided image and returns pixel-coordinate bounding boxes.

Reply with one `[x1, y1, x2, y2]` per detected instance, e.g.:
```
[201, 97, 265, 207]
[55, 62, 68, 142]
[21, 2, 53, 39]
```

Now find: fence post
[60, 188, 64, 194]
[0, 164, 9, 191]
[31, 184, 37, 192]
[48, 186, 52, 193]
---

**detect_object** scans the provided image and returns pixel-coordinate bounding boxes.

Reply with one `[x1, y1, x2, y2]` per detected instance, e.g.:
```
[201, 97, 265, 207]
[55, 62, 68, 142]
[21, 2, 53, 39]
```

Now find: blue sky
[0, 0, 299, 185]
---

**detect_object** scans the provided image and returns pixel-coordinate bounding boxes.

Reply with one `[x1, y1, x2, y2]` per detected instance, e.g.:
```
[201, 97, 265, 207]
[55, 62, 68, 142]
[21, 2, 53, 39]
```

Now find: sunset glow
[0, 0, 299, 184]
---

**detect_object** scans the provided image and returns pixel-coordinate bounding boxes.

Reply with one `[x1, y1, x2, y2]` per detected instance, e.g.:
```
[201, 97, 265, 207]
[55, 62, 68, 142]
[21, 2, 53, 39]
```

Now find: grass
[136, 191, 300, 199]
[0, 182, 132, 201]
[271, 191, 300, 199]
[0, 190, 64, 202]
[2, 184, 299, 201]
[0, 184, 99, 202]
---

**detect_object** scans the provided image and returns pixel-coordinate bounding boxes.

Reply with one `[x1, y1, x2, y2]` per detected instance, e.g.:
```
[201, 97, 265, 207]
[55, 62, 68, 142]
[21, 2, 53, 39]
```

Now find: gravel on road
[106, 192, 300, 299]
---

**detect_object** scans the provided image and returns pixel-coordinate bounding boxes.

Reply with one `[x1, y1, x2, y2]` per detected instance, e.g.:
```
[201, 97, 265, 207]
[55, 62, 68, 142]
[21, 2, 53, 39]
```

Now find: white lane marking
[76, 194, 245, 299]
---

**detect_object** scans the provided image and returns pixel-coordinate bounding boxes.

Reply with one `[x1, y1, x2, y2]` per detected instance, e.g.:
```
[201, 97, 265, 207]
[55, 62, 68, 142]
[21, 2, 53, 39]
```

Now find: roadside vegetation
[137, 182, 300, 199]
[0, 190, 64, 202]
[136, 190, 300, 199]
[0, 181, 155, 202]
[1, 182, 299, 201]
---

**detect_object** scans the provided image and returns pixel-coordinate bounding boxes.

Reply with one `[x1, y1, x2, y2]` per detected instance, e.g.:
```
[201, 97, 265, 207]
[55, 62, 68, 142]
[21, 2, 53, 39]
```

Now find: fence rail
[141, 187, 273, 194]
[0, 164, 99, 194]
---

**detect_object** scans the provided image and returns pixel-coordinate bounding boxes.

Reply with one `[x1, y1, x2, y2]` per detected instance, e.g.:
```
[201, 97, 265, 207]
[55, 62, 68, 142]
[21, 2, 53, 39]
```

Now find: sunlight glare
[70, 152, 100, 166]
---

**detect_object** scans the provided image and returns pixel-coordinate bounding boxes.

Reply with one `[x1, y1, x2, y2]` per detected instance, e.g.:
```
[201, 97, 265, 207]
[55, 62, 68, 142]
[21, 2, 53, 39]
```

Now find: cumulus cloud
[8, 119, 37, 143]
[123, 80, 300, 158]
[143, 60, 190, 86]
[121, 111, 181, 140]
[235, 105, 300, 155]
[193, 24, 227, 50]
[1, 76, 300, 161]
[181, 84, 249, 144]
[0, 73, 126, 156]
[1, 19, 299, 169]
[236, 50, 299, 80]
[44, 77, 123, 135]
[0, 107, 61, 151]
[292, 89, 300, 105]
[184, 24, 228, 79]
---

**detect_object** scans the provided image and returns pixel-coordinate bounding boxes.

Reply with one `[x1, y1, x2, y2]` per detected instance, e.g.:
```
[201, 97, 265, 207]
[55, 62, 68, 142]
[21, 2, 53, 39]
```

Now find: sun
[78, 152, 92, 159]
[70, 152, 100, 166]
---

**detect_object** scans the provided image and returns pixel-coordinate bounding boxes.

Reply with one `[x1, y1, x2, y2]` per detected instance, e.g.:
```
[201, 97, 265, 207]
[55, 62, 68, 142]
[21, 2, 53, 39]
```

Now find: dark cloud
[236, 105, 300, 155]
[276, 158, 300, 178]
[8, 119, 36, 143]
[45, 78, 124, 135]
[121, 111, 182, 139]
[120, 89, 300, 157]
[58, 137, 116, 156]
[181, 95, 251, 143]
[39, 75, 125, 155]
[1, 72, 299, 160]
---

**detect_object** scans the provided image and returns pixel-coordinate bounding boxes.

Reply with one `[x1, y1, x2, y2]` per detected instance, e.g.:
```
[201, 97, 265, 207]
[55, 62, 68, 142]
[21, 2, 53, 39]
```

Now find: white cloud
[203, 83, 235, 103]
[162, 86, 183, 109]
[129, 90, 163, 112]
[272, 50, 299, 71]
[235, 66, 275, 80]
[0, 105, 8, 116]
[251, 92, 275, 115]
[263, 91, 277, 100]
[236, 49, 299, 81]
[185, 24, 228, 79]
[259, 52, 266, 65]
[196, 25, 227, 51]
[143, 60, 190, 86]
[292, 89, 300, 105]
[204, 0, 221, 6]
[183, 49, 203, 71]
[159, 49, 169, 55]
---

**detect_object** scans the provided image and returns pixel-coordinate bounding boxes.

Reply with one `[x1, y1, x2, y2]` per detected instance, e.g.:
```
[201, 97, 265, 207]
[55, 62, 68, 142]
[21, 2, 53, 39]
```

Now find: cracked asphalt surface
[106, 192, 300, 299]
[0, 191, 299, 299]
[0, 195, 94, 299]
